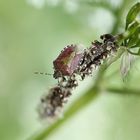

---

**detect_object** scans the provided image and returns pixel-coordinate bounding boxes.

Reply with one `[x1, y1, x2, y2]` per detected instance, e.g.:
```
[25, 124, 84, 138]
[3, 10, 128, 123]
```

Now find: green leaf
[126, 21, 139, 38]
[138, 48, 140, 55]
[126, 2, 140, 30]
[136, 39, 140, 47]
[127, 26, 140, 47]
[123, 21, 140, 46]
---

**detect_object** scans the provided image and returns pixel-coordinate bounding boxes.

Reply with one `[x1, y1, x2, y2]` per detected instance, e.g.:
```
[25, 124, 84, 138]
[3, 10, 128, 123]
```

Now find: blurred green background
[1, 0, 140, 140]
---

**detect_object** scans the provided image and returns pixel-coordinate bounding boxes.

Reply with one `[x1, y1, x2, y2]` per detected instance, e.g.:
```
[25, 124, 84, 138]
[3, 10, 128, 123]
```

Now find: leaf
[123, 21, 140, 46]
[126, 2, 140, 30]
[126, 21, 139, 38]
[127, 26, 140, 47]
[120, 51, 134, 81]
[138, 48, 140, 55]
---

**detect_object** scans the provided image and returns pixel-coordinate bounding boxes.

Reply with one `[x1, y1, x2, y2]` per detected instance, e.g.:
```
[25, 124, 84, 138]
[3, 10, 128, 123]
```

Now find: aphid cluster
[38, 34, 119, 119]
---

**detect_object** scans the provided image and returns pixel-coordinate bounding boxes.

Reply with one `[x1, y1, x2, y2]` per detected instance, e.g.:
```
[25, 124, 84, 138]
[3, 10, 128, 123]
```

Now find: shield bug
[53, 44, 84, 79]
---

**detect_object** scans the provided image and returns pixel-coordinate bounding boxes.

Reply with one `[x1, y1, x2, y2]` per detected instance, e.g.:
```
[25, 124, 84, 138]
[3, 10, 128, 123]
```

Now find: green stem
[107, 87, 140, 95]
[94, 47, 125, 88]
[127, 49, 140, 56]
[27, 86, 98, 140]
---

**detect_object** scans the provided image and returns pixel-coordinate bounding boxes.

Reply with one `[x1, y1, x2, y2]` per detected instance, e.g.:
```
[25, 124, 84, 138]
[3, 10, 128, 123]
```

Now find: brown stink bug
[53, 44, 84, 79]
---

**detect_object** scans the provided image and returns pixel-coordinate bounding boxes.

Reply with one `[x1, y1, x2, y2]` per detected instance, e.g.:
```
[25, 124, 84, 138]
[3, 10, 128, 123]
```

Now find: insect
[37, 34, 119, 119]
[53, 44, 83, 79]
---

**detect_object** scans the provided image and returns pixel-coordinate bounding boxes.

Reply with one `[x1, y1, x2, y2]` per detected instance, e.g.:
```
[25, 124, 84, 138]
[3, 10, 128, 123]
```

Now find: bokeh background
[0, 0, 140, 140]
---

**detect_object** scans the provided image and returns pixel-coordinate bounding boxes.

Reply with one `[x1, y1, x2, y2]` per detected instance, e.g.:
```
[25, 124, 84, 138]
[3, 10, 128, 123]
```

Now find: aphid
[38, 86, 71, 119]
[53, 44, 83, 79]
[100, 34, 116, 43]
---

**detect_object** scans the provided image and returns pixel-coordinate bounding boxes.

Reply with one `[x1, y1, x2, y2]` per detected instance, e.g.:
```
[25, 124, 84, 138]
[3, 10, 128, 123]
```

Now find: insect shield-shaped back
[53, 44, 84, 79]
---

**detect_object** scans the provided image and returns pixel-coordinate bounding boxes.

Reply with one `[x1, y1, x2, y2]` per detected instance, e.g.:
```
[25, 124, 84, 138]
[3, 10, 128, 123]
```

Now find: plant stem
[27, 86, 98, 140]
[107, 87, 140, 95]
[127, 49, 140, 56]
[94, 47, 125, 89]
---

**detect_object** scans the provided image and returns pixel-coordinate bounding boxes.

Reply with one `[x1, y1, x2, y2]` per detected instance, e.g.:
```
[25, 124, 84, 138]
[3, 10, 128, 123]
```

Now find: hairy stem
[94, 47, 125, 88]
[27, 87, 98, 140]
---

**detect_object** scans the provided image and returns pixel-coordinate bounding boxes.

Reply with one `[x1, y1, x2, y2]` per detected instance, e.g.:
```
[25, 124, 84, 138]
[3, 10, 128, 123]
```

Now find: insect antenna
[34, 71, 53, 76]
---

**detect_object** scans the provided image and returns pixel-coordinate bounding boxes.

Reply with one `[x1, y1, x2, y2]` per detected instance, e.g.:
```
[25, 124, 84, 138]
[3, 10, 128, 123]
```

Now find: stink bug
[53, 44, 83, 79]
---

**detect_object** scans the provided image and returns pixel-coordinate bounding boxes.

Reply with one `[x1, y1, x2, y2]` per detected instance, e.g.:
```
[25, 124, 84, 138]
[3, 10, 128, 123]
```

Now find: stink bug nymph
[53, 44, 84, 79]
